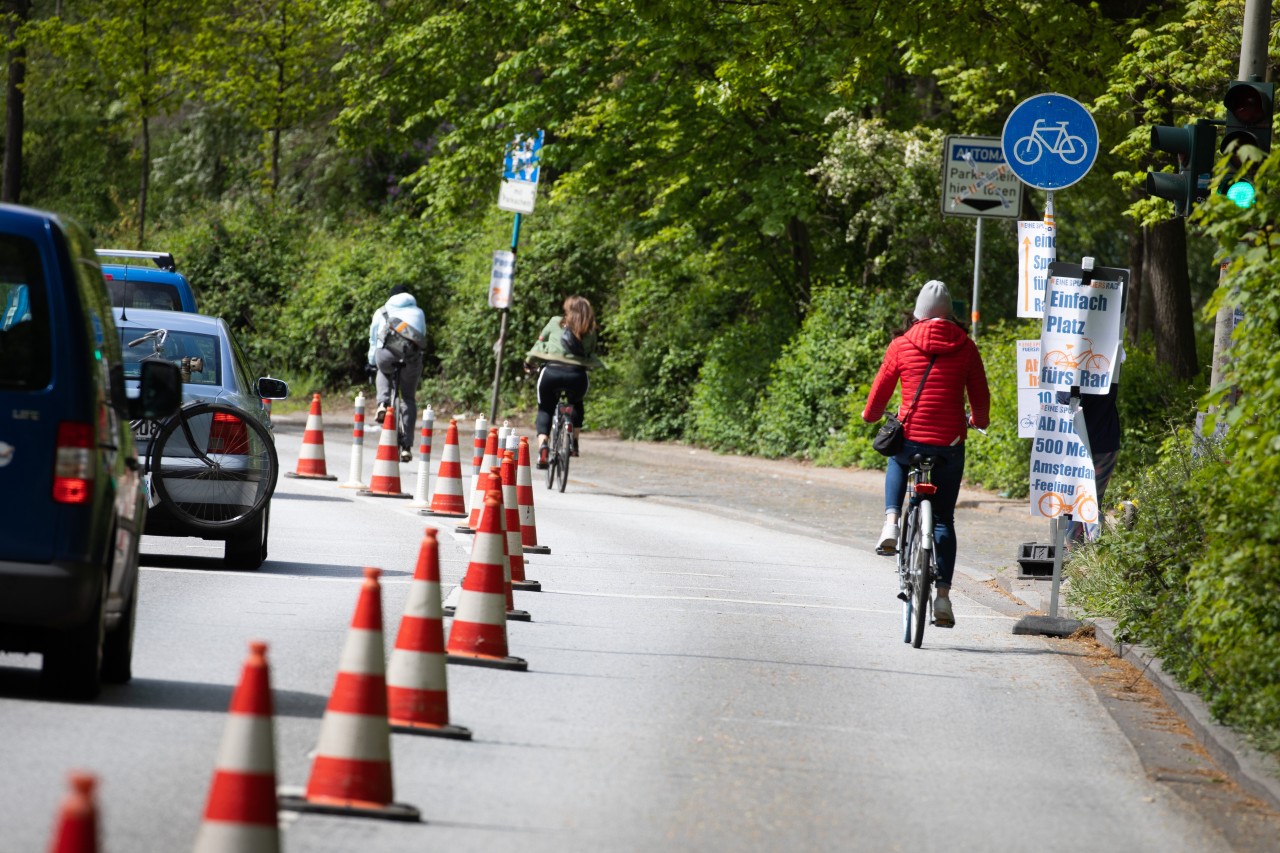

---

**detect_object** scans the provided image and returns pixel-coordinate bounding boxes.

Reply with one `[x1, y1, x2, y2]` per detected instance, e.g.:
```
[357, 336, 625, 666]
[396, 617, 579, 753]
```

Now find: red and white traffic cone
[447, 494, 528, 671]
[458, 428, 498, 534]
[387, 529, 472, 740]
[503, 452, 540, 592]
[279, 568, 420, 822]
[285, 393, 337, 481]
[516, 436, 550, 555]
[409, 406, 435, 509]
[470, 416, 488, 480]
[46, 772, 99, 853]
[443, 469, 530, 621]
[340, 392, 368, 490]
[193, 641, 281, 853]
[421, 419, 467, 518]
[358, 409, 410, 499]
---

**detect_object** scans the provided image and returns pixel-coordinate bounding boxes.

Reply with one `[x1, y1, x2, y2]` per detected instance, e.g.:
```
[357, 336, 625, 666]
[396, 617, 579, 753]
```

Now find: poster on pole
[1016, 339, 1048, 438]
[1038, 260, 1127, 395]
[1016, 221, 1055, 318]
[498, 130, 545, 214]
[1029, 401, 1098, 522]
[488, 251, 514, 308]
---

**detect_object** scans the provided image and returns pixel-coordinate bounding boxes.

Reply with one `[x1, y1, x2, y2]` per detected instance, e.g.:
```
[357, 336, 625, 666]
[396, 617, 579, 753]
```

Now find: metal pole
[1210, 0, 1271, 409]
[488, 213, 522, 424]
[970, 217, 983, 338]
[1047, 512, 1069, 618]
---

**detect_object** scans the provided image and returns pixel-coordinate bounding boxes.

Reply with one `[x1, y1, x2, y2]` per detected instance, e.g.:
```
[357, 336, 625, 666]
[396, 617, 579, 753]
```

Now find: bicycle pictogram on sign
[1012, 120, 1088, 167]
[1041, 337, 1110, 372]
[1038, 490, 1098, 523]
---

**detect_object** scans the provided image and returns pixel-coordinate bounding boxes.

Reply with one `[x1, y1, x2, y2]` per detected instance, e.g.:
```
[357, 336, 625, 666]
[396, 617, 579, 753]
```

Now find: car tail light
[208, 411, 250, 454]
[53, 422, 94, 504]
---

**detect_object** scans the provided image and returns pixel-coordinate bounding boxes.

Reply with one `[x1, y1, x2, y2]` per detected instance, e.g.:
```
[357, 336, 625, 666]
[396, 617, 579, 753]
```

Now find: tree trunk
[138, 116, 150, 247]
[2, 0, 31, 203]
[1145, 218, 1198, 379]
[1125, 223, 1144, 343]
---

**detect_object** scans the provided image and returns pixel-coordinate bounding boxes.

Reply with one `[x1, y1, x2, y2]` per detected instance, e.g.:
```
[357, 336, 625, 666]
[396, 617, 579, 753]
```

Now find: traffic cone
[387, 529, 472, 740]
[420, 419, 467, 517]
[444, 469, 530, 621]
[339, 392, 368, 489]
[447, 494, 528, 671]
[46, 772, 98, 853]
[503, 452, 540, 592]
[193, 641, 281, 853]
[457, 428, 499, 534]
[408, 406, 435, 509]
[357, 409, 411, 499]
[279, 568, 420, 822]
[516, 437, 550, 555]
[285, 393, 337, 481]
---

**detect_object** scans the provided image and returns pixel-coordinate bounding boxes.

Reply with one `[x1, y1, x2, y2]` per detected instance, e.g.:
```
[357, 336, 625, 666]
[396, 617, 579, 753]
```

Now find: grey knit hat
[913, 280, 952, 321]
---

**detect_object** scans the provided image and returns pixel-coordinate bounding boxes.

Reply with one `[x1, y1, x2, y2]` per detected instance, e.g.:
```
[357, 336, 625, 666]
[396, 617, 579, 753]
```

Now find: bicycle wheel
[898, 509, 917, 643]
[149, 402, 278, 532]
[555, 423, 571, 492]
[910, 501, 933, 648]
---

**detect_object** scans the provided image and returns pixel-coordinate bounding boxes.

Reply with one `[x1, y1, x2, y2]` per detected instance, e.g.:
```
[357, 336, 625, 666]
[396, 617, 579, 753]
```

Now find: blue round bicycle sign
[1001, 93, 1099, 190]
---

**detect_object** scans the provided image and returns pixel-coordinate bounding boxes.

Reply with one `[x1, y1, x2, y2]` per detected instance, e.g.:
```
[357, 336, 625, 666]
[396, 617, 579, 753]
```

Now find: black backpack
[379, 309, 425, 359]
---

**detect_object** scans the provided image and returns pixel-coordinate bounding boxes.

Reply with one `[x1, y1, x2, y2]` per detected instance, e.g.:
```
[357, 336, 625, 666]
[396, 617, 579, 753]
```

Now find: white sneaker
[877, 519, 899, 554]
[934, 596, 955, 628]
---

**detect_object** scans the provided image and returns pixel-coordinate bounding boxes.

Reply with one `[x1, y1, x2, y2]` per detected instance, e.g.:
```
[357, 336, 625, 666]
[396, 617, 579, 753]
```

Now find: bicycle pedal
[875, 547, 894, 557]
[896, 591, 909, 603]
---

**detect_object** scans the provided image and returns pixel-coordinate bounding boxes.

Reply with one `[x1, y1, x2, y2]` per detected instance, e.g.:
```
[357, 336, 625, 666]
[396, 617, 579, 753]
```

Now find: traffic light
[1220, 79, 1274, 208]
[1146, 119, 1216, 216]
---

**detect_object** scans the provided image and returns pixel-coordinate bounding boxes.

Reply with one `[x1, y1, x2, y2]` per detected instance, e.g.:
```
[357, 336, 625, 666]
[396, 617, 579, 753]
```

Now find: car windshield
[107, 279, 181, 310]
[0, 235, 51, 390]
[119, 327, 221, 387]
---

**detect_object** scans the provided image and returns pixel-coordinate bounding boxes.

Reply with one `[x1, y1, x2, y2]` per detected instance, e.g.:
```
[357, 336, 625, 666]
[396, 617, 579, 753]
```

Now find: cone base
[455, 526, 476, 534]
[389, 720, 473, 740]
[446, 652, 528, 671]
[507, 608, 532, 622]
[285, 471, 338, 482]
[278, 793, 421, 822]
[512, 579, 542, 592]
[419, 508, 467, 518]
[358, 489, 412, 499]
[523, 544, 551, 555]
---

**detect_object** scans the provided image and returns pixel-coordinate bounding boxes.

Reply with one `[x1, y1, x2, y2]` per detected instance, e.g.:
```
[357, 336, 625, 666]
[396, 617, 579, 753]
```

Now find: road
[2, 408, 1277, 851]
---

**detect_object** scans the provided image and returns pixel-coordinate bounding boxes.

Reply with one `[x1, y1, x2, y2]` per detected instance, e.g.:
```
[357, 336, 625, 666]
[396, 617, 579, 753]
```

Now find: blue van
[0, 205, 181, 699]
[96, 249, 198, 312]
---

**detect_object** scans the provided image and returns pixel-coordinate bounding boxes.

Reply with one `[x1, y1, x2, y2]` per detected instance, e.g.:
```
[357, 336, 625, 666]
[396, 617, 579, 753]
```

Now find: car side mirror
[128, 360, 183, 420]
[256, 376, 289, 400]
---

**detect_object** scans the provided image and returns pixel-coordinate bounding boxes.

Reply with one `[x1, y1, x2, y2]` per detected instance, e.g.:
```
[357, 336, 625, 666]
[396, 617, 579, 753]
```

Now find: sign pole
[488, 213, 521, 424]
[970, 217, 983, 338]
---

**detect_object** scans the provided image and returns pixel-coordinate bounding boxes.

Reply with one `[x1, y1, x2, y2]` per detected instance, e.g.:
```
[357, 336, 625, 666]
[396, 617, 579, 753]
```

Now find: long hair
[561, 295, 597, 338]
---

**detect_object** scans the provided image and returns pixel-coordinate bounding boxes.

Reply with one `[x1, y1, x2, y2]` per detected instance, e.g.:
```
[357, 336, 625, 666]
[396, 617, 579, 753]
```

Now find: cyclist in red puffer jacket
[862, 280, 990, 628]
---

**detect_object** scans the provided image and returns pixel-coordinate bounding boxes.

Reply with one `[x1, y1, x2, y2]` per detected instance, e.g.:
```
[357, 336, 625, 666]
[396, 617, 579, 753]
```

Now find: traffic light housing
[1220, 79, 1273, 207]
[1146, 119, 1217, 216]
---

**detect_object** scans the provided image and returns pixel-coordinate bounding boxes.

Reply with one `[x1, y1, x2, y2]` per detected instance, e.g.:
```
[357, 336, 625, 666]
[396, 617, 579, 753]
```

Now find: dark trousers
[374, 347, 423, 450]
[535, 363, 589, 436]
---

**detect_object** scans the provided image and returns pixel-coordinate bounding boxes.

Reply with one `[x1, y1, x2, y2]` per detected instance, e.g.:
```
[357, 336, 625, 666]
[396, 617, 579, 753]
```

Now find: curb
[989, 572, 1280, 813]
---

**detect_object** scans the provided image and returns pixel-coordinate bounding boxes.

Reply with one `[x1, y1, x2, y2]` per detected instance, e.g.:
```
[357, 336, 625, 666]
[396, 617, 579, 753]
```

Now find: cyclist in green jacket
[524, 295, 603, 468]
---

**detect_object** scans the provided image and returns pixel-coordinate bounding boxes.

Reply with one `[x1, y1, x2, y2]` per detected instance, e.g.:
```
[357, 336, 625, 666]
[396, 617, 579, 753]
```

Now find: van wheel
[102, 584, 137, 684]
[224, 508, 268, 571]
[43, 579, 105, 700]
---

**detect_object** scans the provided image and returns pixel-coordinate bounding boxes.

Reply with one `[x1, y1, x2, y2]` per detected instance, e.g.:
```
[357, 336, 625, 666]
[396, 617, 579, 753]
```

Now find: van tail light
[54, 422, 94, 504]
[208, 411, 250, 455]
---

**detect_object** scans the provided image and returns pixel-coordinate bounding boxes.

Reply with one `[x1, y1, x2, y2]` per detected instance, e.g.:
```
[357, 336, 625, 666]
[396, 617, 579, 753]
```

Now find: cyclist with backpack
[524, 295, 603, 468]
[367, 284, 427, 462]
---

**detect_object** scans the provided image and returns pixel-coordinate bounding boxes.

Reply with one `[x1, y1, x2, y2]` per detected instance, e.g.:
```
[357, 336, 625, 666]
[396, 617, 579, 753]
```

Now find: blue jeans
[884, 440, 966, 587]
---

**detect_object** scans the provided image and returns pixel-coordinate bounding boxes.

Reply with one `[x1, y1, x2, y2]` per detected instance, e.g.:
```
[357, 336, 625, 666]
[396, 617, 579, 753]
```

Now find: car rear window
[106, 278, 181, 311]
[0, 235, 51, 390]
[119, 328, 221, 387]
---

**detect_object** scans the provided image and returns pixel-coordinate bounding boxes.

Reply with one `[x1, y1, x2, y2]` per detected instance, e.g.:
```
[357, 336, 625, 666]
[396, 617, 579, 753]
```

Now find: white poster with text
[1017, 221, 1055, 318]
[1016, 339, 1049, 438]
[1029, 402, 1098, 522]
[1038, 274, 1123, 394]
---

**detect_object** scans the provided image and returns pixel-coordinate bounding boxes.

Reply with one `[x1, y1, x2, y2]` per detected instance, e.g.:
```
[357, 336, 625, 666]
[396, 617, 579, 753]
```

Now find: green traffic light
[1226, 179, 1257, 208]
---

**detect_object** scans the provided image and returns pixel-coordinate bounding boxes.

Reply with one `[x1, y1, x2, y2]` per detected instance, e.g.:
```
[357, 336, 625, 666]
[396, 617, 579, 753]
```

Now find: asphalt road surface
[2, 410, 1277, 852]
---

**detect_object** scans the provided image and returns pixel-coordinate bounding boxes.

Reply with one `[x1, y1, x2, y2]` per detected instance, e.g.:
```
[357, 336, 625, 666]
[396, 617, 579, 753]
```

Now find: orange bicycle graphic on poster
[1041, 337, 1111, 373]
[1038, 490, 1098, 523]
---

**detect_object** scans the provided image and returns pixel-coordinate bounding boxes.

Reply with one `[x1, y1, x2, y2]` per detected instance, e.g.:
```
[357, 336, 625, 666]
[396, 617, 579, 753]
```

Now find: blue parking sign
[503, 130, 544, 184]
[1001, 94, 1098, 190]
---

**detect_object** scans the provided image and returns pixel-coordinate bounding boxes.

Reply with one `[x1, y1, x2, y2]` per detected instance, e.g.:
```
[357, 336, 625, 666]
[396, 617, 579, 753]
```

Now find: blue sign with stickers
[1001, 94, 1099, 190]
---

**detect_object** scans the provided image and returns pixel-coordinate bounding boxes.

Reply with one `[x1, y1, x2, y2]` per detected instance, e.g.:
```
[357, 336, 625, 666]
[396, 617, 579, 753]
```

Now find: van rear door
[0, 232, 57, 563]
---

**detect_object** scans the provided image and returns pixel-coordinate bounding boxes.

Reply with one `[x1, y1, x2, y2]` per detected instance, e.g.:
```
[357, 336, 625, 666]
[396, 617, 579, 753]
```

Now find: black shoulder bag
[872, 356, 937, 457]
